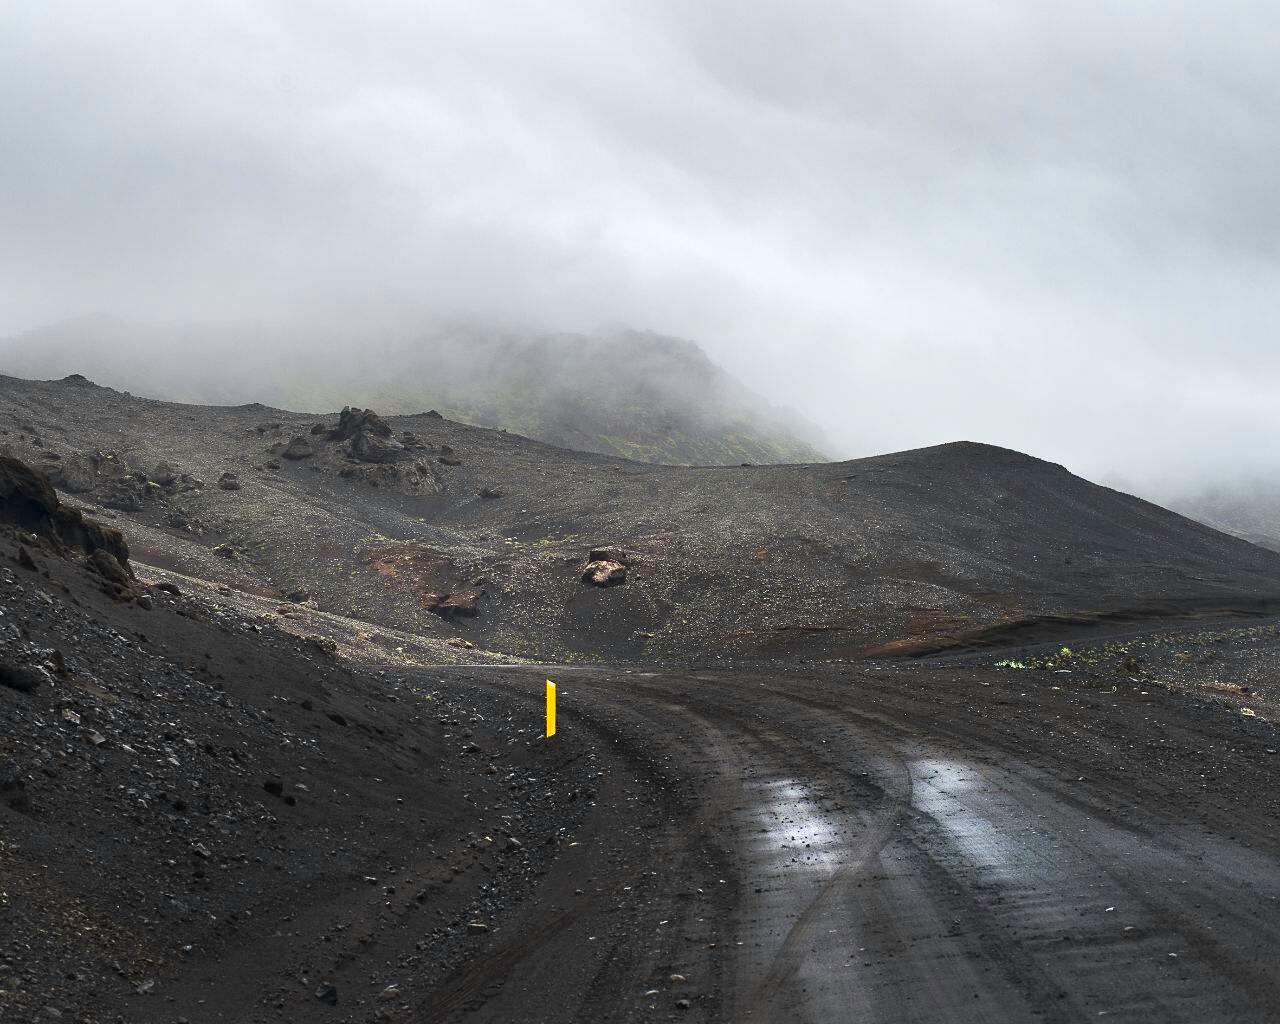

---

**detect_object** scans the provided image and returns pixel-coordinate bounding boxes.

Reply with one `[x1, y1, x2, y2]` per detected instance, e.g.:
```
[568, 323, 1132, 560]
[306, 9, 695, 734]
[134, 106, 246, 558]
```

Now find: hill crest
[1, 373, 1278, 663]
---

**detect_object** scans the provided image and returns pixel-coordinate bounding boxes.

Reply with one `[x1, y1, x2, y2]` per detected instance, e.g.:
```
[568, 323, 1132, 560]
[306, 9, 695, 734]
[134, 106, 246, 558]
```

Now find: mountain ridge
[0, 319, 827, 467]
[2, 372, 1278, 665]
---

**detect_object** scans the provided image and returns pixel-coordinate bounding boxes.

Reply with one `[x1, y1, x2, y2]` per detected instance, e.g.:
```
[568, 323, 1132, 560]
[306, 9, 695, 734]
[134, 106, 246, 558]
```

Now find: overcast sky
[3, 2, 1280, 492]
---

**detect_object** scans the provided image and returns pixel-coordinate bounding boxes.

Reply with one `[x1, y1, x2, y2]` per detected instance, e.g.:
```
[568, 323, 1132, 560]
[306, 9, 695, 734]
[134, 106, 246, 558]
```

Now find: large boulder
[582, 560, 627, 587]
[421, 591, 480, 618]
[583, 545, 630, 586]
[351, 431, 403, 464]
[49, 452, 98, 493]
[281, 436, 315, 460]
[88, 549, 137, 600]
[328, 407, 393, 442]
[0, 455, 135, 595]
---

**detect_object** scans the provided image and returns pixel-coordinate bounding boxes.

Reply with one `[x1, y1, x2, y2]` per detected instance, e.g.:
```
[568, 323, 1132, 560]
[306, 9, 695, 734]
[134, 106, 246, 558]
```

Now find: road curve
[419, 662, 1280, 1024]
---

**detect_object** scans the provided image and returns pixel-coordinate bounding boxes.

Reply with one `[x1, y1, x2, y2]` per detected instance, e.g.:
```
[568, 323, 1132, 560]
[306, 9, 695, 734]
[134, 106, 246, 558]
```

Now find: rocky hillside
[0, 319, 826, 466]
[3, 372, 1279, 665]
[0, 452, 596, 1021]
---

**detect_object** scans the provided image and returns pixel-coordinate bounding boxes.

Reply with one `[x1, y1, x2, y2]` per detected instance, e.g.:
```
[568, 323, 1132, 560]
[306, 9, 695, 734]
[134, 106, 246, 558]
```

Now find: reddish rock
[421, 591, 480, 618]
[582, 560, 627, 587]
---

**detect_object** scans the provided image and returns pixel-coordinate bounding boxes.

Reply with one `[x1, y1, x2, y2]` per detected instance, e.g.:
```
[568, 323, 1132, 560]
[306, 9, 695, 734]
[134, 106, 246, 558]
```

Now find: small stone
[315, 982, 338, 1005]
[467, 921, 490, 934]
[16, 546, 36, 571]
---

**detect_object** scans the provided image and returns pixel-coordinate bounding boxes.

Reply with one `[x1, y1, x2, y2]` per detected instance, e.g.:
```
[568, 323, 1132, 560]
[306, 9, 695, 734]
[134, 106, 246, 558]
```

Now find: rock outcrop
[323, 407, 406, 464]
[351, 430, 404, 464]
[281, 436, 315, 460]
[328, 407, 393, 442]
[49, 451, 99, 493]
[0, 455, 137, 598]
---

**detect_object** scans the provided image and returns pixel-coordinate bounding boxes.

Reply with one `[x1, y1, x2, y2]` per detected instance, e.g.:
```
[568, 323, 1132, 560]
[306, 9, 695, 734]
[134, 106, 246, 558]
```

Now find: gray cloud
[3, 1, 1280, 493]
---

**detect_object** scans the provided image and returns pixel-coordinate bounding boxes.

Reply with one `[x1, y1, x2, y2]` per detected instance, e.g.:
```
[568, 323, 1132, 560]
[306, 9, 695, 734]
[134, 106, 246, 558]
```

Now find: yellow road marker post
[546, 679, 557, 738]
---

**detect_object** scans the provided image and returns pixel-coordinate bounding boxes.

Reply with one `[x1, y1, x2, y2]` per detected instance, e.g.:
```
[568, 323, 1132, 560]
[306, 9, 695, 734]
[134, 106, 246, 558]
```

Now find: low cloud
[3, 2, 1279, 493]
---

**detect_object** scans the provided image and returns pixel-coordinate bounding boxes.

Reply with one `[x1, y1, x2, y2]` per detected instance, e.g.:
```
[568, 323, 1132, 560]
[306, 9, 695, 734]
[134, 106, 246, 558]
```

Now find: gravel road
[419, 663, 1280, 1023]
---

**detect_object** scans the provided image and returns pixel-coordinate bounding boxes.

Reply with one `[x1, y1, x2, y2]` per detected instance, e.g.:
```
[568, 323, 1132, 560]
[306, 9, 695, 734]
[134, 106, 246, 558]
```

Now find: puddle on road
[734, 773, 861, 1018]
[745, 778, 847, 878]
[910, 758, 1024, 882]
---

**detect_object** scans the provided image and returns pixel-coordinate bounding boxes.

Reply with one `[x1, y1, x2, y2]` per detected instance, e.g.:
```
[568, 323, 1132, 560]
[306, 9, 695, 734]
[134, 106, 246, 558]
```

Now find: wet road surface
[420, 663, 1280, 1024]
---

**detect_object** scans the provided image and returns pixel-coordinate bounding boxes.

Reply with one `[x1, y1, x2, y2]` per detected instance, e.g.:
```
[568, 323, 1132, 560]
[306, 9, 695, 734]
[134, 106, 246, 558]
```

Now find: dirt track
[7, 528, 1280, 1022]
[419, 663, 1280, 1023]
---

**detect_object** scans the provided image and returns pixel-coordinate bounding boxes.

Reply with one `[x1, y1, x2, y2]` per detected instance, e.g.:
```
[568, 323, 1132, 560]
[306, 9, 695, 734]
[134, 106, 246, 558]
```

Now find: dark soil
[0, 524, 595, 1022]
[11, 521, 1280, 1022]
[5, 375, 1280, 1022]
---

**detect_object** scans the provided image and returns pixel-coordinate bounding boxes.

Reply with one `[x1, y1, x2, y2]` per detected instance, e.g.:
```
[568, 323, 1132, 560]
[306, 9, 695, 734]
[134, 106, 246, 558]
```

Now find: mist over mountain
[1167, 481, 1280, 553]
[0, 316, 826, 466]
